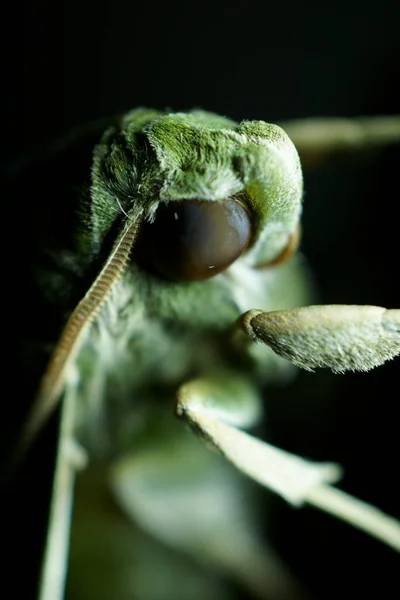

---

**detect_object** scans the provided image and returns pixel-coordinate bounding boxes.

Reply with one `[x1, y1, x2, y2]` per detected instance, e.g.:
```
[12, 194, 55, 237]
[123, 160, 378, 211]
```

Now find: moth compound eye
[137, 198, 252, 281]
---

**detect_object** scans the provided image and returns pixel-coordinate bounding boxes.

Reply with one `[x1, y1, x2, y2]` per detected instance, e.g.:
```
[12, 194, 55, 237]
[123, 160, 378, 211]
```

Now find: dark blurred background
[2, 2, 400, 599]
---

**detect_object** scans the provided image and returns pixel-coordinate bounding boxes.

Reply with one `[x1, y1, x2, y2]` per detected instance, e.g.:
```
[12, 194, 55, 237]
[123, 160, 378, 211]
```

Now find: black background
[2, 2, 400, 599]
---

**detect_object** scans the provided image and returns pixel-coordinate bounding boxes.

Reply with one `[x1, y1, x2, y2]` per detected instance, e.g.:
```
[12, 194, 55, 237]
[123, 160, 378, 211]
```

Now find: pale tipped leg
[239, 305, 400, 372]
[280, 116, 400, 167]
[176, 374, 400, 552]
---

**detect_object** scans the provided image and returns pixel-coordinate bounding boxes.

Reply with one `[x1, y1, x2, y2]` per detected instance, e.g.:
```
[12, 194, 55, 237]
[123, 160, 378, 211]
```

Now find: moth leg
[279, 116, 400, 168]
[176, 374, 400, 552]
[239, 305, 400, 373]
[111, 381, 309, 600]
[38, 366, 86, 600]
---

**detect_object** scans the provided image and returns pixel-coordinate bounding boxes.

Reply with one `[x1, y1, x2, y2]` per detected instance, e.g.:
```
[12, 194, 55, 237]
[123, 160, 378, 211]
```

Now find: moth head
[91, 109, 303, 281]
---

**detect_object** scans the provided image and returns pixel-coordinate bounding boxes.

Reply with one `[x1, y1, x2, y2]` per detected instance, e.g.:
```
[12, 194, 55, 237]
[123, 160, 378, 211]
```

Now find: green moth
[12, 109, 400, 599]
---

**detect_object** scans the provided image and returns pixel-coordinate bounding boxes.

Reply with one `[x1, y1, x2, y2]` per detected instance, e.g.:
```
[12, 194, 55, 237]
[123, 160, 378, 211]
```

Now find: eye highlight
[137, 198, 252, 281]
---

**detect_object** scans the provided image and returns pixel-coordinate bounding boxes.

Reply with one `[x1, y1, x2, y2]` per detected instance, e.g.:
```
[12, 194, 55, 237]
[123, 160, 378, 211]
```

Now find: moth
[7, 109, 400, 600]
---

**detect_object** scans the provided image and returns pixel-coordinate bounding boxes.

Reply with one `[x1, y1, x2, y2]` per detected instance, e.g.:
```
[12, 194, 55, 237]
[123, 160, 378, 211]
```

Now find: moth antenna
[16, 214, 143, 464]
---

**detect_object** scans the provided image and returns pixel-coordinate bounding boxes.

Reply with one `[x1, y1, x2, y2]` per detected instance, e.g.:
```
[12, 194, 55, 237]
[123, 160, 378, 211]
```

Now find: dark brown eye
[137, 198, 252, 281]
